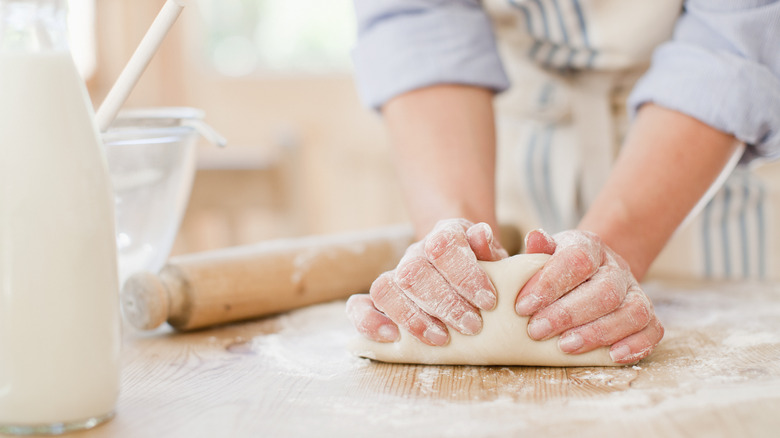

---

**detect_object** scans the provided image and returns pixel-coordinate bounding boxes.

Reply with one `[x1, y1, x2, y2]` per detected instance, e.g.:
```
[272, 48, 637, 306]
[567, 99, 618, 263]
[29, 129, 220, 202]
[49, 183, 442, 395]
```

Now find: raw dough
[349, 254, 617, 366]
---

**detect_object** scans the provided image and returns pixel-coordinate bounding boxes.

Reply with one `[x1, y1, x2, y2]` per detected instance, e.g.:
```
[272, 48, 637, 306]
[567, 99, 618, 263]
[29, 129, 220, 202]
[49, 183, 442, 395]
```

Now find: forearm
[578, 104, 742, 280]
[383, 84, 499, 239]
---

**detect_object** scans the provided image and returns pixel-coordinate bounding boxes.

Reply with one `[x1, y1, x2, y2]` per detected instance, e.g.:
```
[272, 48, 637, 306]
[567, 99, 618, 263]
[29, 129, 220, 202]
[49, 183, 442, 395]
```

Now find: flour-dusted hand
[346, 219, 508, 346]
[517, 229, 664, 364]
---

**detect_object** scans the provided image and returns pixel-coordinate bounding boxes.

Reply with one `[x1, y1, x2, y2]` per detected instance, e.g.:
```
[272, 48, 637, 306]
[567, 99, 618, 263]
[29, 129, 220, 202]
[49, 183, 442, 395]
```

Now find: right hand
[346, 219, 508, 346]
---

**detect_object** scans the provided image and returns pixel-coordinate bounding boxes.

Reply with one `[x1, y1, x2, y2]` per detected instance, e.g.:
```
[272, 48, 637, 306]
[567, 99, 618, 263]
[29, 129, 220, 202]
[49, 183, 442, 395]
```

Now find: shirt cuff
[352, 3, 510, 110]
[628, 42, 780, 163]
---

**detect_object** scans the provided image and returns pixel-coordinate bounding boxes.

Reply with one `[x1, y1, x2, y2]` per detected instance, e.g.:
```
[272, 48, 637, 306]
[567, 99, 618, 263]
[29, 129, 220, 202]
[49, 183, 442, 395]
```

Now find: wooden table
[7, 281, 780, 438]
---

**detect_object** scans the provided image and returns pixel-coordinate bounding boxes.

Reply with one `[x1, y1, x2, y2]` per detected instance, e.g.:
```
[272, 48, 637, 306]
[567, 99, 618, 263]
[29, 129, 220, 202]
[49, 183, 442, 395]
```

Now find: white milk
[0, 52, 121, 426]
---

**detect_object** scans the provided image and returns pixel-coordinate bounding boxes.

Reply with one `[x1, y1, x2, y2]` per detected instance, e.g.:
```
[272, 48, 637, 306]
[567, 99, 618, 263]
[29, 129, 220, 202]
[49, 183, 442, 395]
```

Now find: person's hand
[346, 219, 508, 345]
[517, 229, 664, 364]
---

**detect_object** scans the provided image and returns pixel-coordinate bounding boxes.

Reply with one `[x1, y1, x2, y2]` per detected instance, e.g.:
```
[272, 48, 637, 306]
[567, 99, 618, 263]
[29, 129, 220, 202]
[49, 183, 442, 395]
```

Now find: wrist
[384, 84, 500, 241]
[578, 209, 652, 280]
[578, 104, 740, 281]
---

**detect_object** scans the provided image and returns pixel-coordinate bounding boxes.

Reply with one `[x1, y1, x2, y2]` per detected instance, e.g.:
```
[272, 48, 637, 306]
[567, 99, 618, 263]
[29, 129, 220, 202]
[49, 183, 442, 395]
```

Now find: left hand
[517, 229, 664, 364]
[346, 219, 508, 345]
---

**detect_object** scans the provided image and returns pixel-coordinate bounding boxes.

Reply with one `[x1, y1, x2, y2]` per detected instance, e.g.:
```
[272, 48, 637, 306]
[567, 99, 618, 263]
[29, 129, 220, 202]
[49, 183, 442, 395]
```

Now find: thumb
[524, 229, 557, 255]
[467, 222, 509, 261]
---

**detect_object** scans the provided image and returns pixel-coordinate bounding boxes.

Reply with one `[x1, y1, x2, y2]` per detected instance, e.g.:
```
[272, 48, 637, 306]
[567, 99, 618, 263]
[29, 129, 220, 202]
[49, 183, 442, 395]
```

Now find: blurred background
[78, 0, 409, 255]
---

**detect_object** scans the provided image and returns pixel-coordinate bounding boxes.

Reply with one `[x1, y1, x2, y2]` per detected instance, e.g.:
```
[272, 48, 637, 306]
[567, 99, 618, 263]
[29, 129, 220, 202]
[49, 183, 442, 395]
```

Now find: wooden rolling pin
[121, 225, 415, 331]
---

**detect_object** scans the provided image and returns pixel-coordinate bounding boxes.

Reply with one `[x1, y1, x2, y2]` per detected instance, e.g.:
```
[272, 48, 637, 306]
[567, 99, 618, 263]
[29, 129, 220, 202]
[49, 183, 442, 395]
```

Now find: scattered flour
[722, 330, 780, 348]
[219, 280, 780, 437]
[414, 367, 440, 394]
[241, 301, 370, 379]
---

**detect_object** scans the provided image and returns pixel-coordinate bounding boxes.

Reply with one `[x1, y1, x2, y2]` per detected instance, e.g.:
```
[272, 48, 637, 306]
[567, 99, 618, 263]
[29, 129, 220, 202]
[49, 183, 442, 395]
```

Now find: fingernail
[527, 318, 552, 340]
[610, 345, 632, 363]
[515, 294, 539, 315]
[558, 333, 583, 352]
[524, 229, 536, 248]
[377, 324, 399, 342]
[479, 222, 494, 244]
[458, 311, 482, 335]
[475, 289, 496, 310]
[423, 325, 449, 345]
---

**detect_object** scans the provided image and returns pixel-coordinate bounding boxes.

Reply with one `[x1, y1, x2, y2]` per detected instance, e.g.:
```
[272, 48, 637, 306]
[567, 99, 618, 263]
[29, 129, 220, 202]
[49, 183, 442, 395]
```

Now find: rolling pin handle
[122, 271, 170, 330]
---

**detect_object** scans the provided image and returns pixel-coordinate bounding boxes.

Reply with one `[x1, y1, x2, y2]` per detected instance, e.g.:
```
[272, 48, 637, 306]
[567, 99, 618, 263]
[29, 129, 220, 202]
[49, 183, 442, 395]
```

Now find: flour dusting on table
[251, 301, 370, 379]
[223, 281, 780, 437]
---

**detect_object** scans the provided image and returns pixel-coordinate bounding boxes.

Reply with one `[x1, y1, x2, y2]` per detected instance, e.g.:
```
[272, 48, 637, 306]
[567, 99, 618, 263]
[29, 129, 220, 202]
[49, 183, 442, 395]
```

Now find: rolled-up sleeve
[628, 0, 780, 163]
[352, 0, 510, 109]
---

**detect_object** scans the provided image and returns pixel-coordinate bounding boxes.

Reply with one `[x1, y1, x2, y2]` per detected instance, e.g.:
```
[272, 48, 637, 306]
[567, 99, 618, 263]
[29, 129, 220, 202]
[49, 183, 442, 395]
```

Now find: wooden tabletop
[7, 280, 780, 438]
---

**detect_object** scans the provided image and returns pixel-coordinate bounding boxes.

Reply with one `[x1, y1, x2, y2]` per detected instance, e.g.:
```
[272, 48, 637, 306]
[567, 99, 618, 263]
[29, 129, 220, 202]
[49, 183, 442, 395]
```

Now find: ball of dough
[349, 254, 617, 367]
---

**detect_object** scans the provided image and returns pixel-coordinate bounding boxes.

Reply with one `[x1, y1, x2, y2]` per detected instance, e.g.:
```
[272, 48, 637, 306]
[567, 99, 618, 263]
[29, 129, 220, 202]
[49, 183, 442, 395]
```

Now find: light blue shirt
[352, 0, 780, 162]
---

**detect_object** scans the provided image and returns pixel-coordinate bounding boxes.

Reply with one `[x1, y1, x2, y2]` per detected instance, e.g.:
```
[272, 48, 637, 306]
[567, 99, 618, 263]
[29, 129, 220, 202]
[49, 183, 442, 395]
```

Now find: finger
[424, 221, 498, 310]
[524, 229, 556, 255]
[466, 222, 509, 261]
[526, 265, 631, 340]
[556, 287, 654, 354]
[608, 316, 664, 364]
[345, 294, 399, 342]
[395, 257, 482, 335]
[369, 272, 450, 346]
[516, 230, 603, 316]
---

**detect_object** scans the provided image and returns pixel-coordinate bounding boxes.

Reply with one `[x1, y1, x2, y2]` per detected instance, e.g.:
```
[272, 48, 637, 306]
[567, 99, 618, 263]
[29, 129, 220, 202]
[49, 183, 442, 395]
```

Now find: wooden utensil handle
[121, 225, 415, 331]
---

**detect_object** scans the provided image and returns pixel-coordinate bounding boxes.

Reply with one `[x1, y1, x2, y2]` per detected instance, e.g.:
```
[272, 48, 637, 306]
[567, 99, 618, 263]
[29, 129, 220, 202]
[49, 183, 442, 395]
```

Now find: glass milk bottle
[0, 0, 121, 434]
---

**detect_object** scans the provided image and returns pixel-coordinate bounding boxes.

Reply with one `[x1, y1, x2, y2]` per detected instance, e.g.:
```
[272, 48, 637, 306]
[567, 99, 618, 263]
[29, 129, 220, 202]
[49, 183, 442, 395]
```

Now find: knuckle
[392, 309, 425, 335]
[424, 226, 467, 261]
[395, 308, 418, 328]
[635, 320, 664, 349]
[598, 279, 624, 312]
[451, 272, 495, 308]
[399, 310, 440, 341]
[392, 300, 426, 329]
[424, 232, 454, 260]
[546, 305, 574, 331]
[431, 299, 461, 322]
[584, 323, 610, 346]
[369, 272, 395, 304]
[631, 287, 652, 305]
[629, 299, 652, 329]
[420, 285, 471, 326]
[566, 247, 599, 278]
[394, 257, 429, 287]
[450, 269, 479, 293]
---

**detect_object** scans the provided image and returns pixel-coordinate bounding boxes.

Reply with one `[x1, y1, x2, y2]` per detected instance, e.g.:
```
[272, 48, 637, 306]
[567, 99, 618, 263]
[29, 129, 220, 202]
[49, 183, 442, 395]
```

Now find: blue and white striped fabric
[505, 0, 598, 69]
[700, 170, 769, 279]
